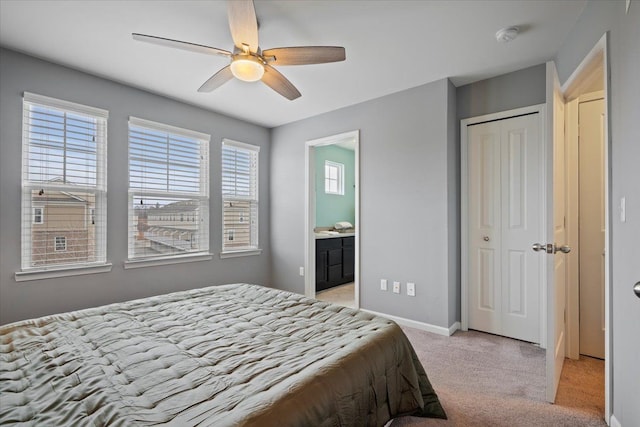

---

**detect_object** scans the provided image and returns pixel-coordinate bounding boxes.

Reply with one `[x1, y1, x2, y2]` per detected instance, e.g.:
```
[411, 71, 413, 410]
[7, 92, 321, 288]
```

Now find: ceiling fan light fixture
[230, 55, 264, 82]
[134, 1, 344, 99]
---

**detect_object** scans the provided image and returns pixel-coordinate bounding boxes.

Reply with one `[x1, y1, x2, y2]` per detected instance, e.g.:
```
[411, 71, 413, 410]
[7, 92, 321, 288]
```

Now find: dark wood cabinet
[316, 236, 355, 292]
[342, 238, 354, 282]
[316, 250, 328, 284]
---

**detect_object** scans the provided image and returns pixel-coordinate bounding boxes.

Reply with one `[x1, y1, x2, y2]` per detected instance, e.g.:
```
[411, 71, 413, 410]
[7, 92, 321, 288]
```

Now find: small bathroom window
[325, 161, 344, 195]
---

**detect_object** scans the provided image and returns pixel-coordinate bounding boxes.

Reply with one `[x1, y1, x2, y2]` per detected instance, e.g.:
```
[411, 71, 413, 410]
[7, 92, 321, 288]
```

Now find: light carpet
[390, 327, 606, 427]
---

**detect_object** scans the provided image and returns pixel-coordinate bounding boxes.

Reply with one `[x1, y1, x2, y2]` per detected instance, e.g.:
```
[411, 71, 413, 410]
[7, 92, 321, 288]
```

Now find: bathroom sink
[315, 230, 355, 239]
[316, 230, 340, 236]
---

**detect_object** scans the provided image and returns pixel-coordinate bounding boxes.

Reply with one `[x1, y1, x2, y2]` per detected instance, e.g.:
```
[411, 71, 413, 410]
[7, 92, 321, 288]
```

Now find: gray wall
[0, 48, 271, 325]
[270, 78, 458, 329]
[456, 63, 547, 121]
[555, 1, 640, 425]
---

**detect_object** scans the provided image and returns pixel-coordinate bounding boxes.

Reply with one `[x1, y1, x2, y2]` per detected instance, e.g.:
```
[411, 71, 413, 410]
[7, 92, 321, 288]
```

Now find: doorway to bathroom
[304, 130, 359, 309]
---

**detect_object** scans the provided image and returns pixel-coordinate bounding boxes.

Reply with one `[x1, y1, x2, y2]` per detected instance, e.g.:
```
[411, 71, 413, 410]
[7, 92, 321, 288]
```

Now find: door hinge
[564, 309, 566, 325]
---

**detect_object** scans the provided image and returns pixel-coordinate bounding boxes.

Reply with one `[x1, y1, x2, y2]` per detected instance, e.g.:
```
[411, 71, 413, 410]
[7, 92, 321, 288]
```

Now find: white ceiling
[0, 0, 587, 128]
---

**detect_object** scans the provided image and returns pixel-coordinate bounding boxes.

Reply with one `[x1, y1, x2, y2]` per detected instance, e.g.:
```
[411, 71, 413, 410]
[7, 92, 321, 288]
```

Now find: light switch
[621, 197, 626, 223]
[380, 279, 387, 291]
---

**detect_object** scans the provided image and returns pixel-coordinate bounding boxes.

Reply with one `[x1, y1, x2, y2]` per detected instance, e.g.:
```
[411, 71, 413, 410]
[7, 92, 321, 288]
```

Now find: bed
[0, 283, 446, 426]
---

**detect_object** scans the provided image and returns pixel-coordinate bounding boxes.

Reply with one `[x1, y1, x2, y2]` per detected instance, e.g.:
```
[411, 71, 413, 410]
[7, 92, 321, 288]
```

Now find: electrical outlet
[407, 282, 415, 297]
[380, 279, 388, 291]
[299, 267, 304, 276]
[393, 281, 401, 294]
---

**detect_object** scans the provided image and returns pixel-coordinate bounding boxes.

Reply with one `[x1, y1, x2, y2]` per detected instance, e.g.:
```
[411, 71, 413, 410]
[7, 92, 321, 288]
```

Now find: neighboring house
[31, 189, 95, 267]
[133, 200, 200, 256]
[221, 199, 254, 250]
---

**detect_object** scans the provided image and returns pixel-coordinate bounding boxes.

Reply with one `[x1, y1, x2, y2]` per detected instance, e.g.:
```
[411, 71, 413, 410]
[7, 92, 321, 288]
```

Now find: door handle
[532, 243, 553, 253]
[634, 282, 640, 299]
[531, 243, 571, 254]
[554, 244, 571, 254]
[532, 243, 548, 252]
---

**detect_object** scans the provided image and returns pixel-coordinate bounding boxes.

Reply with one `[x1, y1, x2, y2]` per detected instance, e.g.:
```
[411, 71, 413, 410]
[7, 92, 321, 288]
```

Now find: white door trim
[304, 130, 360, 308]
[460, 104, 547, 349]
[560, 33, 611, 424]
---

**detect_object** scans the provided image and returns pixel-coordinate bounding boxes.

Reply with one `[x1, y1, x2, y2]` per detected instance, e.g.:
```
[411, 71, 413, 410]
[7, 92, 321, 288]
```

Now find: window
[21, 92, 108, 271]
[54, 236, 67, 252]
[128, 117, 210, 261]
[33, 207, 43, 224]
[325, 161, 344, 195]
[222, 139, 259, 254]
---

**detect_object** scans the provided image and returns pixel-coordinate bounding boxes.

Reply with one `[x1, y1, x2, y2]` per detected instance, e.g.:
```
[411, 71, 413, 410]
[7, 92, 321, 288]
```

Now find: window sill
[124, 253, 213, 269]
[15, 263, 113, 282]
[220, 249, 262, 259]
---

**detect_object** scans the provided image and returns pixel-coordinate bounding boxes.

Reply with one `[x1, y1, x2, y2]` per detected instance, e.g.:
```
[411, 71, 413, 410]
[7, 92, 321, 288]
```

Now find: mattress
[0, 283, 445, 426]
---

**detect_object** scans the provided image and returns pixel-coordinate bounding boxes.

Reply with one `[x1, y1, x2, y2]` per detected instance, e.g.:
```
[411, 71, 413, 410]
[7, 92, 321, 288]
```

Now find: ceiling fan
[132, 0, 346, 100]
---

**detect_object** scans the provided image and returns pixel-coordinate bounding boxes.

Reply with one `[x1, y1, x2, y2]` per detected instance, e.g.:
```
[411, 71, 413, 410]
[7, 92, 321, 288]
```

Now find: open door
[544, 61, 568, 403]
[560, 34, 611, 421]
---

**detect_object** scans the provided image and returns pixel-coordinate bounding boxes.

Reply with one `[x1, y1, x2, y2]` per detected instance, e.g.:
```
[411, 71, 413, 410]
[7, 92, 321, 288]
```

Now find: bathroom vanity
[315, 234, 354, 291]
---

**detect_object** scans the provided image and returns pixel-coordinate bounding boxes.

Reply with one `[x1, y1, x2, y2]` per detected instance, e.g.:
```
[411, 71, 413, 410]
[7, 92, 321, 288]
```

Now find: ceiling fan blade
[262, 46, 346, 65]
[132, 33, 231, 57]
[227, 0, 259, 52]
[198, 65, 234, 92]
[261, 64, 301, 100]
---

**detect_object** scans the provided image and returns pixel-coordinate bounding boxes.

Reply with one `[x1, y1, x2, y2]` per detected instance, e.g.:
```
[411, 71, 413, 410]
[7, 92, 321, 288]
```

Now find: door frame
[460, 103, 547, 348]
[560, 33, 611, 423]
[304, 130, 360, 306]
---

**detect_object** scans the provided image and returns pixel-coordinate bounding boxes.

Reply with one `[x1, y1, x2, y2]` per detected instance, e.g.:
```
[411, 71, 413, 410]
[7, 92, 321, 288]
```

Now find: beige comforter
[0, 284, 445, 426]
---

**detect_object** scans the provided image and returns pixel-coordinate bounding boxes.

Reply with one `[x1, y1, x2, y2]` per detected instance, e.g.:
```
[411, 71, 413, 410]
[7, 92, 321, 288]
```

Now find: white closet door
[468, 121, 502, 333]
[468, 114, 541, 343]
[499, 114, 541, 343]
[468, 121, 502, 335]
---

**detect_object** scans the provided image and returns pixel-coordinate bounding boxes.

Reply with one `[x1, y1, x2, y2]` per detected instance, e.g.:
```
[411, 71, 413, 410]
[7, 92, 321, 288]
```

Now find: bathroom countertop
[314, 232, 355, 239]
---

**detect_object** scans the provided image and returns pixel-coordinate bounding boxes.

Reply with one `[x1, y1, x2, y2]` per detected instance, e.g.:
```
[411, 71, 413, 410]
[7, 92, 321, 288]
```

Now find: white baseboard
[449, 321, 461, 335]
[610, 414, 621, 427]
[362, 309, 459, 337]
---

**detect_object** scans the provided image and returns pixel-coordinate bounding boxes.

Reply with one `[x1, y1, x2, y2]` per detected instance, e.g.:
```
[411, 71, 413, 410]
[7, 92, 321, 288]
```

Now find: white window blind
[222, 139, 259, 252]
[128, 117, 210, 261]
[325, 160, 344, 195]
[21, 92, 108, 271]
